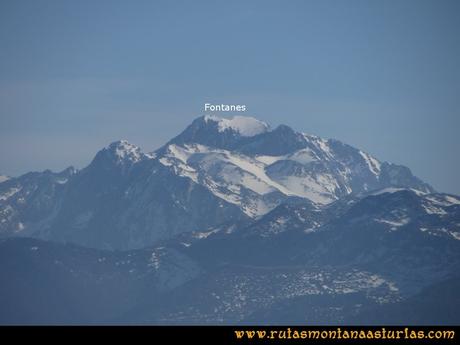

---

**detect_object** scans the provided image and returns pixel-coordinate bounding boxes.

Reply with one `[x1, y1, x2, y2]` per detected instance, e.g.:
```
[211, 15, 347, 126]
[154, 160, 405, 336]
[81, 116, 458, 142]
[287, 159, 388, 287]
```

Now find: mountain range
[0, 115, 433, 249]
[0, 115, 458, 324]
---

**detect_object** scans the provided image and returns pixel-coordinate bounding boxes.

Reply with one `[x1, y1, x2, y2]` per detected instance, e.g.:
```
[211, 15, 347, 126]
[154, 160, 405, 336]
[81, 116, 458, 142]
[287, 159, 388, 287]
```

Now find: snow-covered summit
[203, 115, 270, 137]
[107, 140, 144, 162]
[89, 140, 152, 171]
[0, 175, 10, 183]
[166, 115, 271, 150]
[156, 115, 435, 218]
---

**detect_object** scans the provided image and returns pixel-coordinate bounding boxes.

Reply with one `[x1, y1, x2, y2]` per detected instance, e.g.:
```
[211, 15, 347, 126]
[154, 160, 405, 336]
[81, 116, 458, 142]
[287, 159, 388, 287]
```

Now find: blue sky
[0, 0, 459, 193]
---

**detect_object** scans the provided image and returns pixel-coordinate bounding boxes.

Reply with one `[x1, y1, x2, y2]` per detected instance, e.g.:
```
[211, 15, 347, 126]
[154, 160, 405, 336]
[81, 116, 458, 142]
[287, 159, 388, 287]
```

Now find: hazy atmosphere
[1, 0, 459, 194]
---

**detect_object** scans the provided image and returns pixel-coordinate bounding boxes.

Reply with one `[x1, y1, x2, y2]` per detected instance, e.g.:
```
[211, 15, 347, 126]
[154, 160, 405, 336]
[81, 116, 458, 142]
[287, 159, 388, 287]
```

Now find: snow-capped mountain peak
[92, 140, 153, 168]
[166, 115, 271, 150]
[203, 115, 270, 137]
[83, 140, 153, 177]
[153, 116, 435, 218]
[107, 140, 143, 162]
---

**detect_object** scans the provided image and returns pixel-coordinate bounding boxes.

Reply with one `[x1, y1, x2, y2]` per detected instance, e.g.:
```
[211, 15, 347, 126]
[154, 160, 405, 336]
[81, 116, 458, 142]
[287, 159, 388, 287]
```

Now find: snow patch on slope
[359, 150, 381, 176]
[159, 142, 361, 215]
[374, 217, 410, 229]
[422, 203, 447, 215]
[371, 187, 407, 195]
[159, 144, 308, 216]
[288, 149, 315, 164]
[255, 149, 315, 166]
[371, 187, 426, 196]
[255, 155, 284, 165]
[0, 187, 21, 201]
[305, 134, 334, 160]
[222, 153, 295, 196]
[425, 195, 460, 207]
[275, 175, 337, 204]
